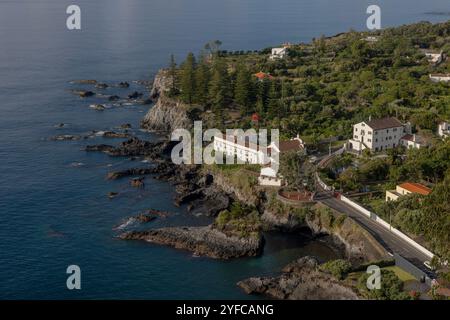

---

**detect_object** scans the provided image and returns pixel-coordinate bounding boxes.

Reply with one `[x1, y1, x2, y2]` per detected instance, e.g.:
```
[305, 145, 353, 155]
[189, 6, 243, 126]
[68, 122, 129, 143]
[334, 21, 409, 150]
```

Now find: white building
[400, 134, 424, 149]
[386, 182, 431, 202]
[213, 134, 305, 186]
[438, 121, 450, 139]
[363, 36, 379, 43]
[422, 50, 445, 65]
[429, 74, 450, 83]
[270, 47, 288, 60]
[347, 117, 424, 152]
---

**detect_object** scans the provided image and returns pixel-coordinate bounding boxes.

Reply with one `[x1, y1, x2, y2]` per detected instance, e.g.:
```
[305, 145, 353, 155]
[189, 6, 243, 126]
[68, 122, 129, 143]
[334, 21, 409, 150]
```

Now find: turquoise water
[0, 0, 449, 299]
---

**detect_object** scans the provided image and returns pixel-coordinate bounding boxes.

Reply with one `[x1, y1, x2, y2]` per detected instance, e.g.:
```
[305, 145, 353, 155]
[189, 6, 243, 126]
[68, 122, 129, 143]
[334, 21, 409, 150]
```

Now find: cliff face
[141, 95, 192, 132]
[149, 69, 173, 99]
[305, 204, 391, 265]
[141, 69, 192, 132]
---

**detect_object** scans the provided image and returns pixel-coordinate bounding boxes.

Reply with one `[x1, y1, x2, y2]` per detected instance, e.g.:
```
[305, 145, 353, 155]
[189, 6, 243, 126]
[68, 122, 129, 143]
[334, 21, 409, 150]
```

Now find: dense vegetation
[169, 22, 450, 140]
[214, 203, 261, 239]
[319, 259, 352, 280]
[167, 22, 450, 261]
[357, 269, 411, 300]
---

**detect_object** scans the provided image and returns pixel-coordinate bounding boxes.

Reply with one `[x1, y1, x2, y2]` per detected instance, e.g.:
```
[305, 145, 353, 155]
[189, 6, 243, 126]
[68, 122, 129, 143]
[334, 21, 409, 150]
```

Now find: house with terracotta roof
[254, 72, 274, 81]
[385, 182, 432, 202]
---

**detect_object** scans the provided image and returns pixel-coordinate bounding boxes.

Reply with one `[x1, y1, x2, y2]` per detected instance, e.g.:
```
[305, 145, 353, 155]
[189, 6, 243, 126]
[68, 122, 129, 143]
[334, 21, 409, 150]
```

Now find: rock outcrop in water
[85, 137, 174, 158]
[120, 226, 263, 259]
[237, 256, 360, 300]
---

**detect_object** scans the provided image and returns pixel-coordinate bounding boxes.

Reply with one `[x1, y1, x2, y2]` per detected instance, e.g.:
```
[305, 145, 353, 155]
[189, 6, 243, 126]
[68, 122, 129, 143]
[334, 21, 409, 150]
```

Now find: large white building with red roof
[213, 133, 305, 186]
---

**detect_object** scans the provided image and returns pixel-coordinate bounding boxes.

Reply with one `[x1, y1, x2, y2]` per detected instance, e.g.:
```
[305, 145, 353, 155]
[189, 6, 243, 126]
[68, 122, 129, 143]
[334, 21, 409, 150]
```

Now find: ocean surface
[0, 0, 449, 299]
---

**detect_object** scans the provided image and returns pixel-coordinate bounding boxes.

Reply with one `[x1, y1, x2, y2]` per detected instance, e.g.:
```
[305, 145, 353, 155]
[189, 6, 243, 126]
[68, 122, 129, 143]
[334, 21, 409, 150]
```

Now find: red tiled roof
[254, 72, 274, 80]
[399, 182, 432, 196]
[401, 134, 414, 141]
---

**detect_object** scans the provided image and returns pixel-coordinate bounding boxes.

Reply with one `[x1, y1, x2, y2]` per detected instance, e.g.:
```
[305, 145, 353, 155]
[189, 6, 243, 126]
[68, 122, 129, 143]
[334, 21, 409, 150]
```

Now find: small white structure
[213, 133, 305, 186]
[438, 121, 450, 139]
[363, 36, 379, 43]
[270, 47, 288, 60]
[386, 182, 431, 202]
[400, 134, 425, 149]
[258, 166, 283, 187]
[429, 74, 450, 83]
[422, 50, 445, 65]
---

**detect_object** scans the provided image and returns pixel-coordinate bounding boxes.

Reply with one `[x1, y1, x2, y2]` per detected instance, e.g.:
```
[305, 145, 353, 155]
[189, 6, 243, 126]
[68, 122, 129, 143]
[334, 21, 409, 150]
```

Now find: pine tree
[234, 63, 254, 114]
[194, 58, 210, 105]
[209, 59, 231, 112]
[256, 79, 270, 116]
[180, 53, 196, 104]
[168, 54, 177, 92]
[267, 80, 280, 119]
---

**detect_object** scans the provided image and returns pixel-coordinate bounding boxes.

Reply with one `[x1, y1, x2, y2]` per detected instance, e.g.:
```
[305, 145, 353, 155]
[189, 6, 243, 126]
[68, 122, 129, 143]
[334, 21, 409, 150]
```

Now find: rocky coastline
[120, 226, 263, 259]
[57, 69, 393, 299]
[237, 256, 360, 300]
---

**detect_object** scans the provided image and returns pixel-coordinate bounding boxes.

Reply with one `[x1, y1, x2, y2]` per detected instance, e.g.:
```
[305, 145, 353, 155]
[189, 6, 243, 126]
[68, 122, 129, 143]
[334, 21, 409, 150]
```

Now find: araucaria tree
[234, 63, 254, 114]
[209, 59, 231, 111]
[180, 52, 196, 104]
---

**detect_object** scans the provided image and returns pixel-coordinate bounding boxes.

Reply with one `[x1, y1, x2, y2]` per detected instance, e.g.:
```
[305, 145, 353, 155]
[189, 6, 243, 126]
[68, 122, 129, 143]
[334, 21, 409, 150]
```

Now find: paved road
[317, 193, 435, 277]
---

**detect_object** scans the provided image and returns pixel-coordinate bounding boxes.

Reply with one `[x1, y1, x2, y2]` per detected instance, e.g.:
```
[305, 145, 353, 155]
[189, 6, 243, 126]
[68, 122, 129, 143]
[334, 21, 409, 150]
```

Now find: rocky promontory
[237, 256, 360, 300]
[119, 225, 263, 259]
[141, 69, 193, 132]
[141, 94, 192, 132]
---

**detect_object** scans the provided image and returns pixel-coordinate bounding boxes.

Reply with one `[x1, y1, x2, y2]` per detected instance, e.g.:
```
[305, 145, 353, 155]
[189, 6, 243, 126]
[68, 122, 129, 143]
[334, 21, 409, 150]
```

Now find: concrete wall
[340, 195, 434, 260]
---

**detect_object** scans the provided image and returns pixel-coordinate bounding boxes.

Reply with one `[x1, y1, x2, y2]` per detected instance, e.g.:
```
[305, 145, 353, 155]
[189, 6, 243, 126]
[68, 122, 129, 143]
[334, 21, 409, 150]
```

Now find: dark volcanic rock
[135, 213, 156, 223]
[119, 226, 263, 259]
[128, 91, 143, 99]
[78, 90, 95, 98]
[108, 95, 121, 101]
[119, 123, 132, 129]
[91, 104, 105, 111]
[50, 134, 82, 141]
[118, 82, 130, 88]
[102, 131, 131, 138]
[108, 192, 119, 199]
[85, 138, 176, 160]
[130, 177, 145, 188]
[95, 83, 109, 89]
[237, 256, 360, 300]
[106, 168, 155, 180]
[133, 209, 171, 223]
[72, 79, 97, 84]
[85, 144, 115, 153]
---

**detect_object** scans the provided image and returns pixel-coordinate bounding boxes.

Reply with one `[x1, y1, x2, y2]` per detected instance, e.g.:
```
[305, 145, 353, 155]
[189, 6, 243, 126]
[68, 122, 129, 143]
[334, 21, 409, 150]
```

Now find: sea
[0, 0, 448, 299]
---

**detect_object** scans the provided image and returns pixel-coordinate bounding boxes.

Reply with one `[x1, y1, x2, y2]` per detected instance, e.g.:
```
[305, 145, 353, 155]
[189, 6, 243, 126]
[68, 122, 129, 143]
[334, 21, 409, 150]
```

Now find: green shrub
[319, 259, 352, 280]
[357, 269, 411, 300]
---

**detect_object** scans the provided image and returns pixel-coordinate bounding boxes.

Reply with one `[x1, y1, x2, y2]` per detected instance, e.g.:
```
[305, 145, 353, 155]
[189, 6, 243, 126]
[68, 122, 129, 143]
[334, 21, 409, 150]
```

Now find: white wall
[340, 195, 434, 260]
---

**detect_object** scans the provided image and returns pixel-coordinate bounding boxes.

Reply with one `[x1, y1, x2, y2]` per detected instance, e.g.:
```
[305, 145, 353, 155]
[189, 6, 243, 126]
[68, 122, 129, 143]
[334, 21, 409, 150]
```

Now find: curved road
[317, 193, 434, 277]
